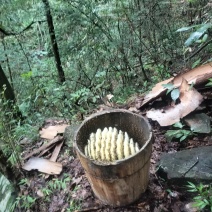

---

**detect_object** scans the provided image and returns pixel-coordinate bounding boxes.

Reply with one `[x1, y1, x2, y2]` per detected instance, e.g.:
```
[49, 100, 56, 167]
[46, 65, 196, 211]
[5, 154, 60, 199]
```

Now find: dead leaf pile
[22, 119, 69, 175]
[139, 63, 212, 127]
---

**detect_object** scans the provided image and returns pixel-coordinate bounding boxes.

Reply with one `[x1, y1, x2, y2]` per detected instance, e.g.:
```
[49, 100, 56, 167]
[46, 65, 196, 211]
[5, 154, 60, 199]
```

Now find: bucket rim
[74, 109, 153, 166]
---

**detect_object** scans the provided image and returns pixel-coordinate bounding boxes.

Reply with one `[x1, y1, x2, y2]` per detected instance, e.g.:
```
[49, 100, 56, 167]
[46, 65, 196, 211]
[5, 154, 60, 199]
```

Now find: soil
[15, 103, 212, 212]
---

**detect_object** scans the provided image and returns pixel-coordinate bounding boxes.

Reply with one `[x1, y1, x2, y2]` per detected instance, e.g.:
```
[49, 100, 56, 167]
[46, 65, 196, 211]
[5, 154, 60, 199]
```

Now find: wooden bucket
[74, 109, 153, 206]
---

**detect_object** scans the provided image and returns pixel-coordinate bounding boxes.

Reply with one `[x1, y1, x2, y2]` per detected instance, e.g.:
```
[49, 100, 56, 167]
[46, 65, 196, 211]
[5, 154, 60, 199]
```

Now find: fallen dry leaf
[39, 124, 69, 139]
[147, 78, 203, 126]
[23, 157, 62, 175]
[139, 62, 212, 108]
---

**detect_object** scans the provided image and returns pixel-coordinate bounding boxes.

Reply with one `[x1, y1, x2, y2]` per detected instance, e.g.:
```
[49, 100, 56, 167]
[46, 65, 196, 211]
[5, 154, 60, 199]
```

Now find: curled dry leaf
[139, 62, 212, 108]
[147, 78, 203, 126]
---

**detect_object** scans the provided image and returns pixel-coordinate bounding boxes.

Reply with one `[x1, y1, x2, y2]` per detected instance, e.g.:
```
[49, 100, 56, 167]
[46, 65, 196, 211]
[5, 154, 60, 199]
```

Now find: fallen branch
[45, 141, 64, 179]
[38, 145, 55, 157]
[74, 207, 104, 212]
[23, 135, 63, 160]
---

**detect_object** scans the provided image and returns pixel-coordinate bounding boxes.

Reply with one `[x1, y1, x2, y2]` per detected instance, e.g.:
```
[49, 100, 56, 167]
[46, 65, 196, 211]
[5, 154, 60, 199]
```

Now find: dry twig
[23, 135, 63, 160]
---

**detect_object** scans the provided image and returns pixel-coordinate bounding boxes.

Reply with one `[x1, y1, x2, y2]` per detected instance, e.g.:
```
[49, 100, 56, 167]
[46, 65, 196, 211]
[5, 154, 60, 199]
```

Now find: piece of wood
[146, 78, 203, 126]
[38, 145, 55, 157]
[139, 63, 212, 108]
[50, 141, 64, 161]
[45, 141, 64, 179]
[24, 136, 63, 160]
[39, 124, 69, 139]
[22, 157, 62, 175]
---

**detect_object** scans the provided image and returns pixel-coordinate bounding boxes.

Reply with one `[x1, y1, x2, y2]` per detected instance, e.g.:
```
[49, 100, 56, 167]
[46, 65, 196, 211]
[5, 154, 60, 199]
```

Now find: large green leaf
[171, 88, 180, 101]
[0, 172, 16, 212]
[185, 31, 203, 46]
[176, 25, 196, 32]
[162, 83, 174, 90]
[185, 23, 212, 46]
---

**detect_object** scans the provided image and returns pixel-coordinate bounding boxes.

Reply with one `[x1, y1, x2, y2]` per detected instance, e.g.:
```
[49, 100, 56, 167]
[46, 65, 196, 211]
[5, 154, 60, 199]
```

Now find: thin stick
[23, 136, 63, 160]
[74, 207, 104, 212]
[45, 141, 64, 179]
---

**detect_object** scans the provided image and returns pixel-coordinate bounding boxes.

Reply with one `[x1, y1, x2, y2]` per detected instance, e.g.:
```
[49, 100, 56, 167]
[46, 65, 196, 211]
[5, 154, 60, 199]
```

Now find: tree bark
[0, 64, 22, 120]
[42, 0, 66, 83]
[0, 64, 15, 101]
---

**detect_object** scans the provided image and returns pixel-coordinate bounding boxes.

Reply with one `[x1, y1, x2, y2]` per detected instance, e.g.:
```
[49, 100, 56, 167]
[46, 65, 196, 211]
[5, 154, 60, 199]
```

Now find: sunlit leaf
[171, 88, 180, 101]
[202, 34, 208, 43]
[185, 23, 212, 46]
[162, 83, 174, 90]
[185, 31, 203, 46]
[173, 122, 184, 129]
[176, 25, 196, 32]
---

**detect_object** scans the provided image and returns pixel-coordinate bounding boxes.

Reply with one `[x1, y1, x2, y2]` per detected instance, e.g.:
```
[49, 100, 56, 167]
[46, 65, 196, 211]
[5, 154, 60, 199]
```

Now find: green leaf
[205, 78, 212, 87]
[202, 34, 208, 43]
[180, 135, 187, 142]
[173, 122, 184, 129]
[197, 23, 212, 33]
[176, 25, 196, 32]
[192, 58, 201, 69]
[162, 83, 175, 90]
[185, 31, 203, 46]
[175, 133, 183, 138]
[171, 88, 180, 101]
[185, 23, 212, 46]
[21, 71, 33, 79]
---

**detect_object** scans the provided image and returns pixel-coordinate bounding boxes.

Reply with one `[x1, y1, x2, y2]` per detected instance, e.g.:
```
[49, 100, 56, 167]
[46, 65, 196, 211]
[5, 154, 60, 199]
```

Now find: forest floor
[17, 98, 212, 212]
[13, 64, 212, 211]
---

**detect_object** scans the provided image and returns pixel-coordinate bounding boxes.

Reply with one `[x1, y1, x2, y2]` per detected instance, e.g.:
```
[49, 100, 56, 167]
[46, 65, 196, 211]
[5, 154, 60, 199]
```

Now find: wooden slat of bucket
[76, 137, 152, 206]
[74, 109, 153, 206]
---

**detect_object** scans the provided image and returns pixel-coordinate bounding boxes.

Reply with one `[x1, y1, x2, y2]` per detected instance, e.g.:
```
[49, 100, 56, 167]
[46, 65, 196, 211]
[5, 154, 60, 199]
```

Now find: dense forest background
[0, 0, 212, 210]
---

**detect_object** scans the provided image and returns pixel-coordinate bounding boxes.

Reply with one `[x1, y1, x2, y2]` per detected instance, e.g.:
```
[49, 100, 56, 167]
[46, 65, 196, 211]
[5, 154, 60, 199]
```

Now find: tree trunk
[0, 64, 16, 101]
[0, 64, 22, 120]
[42, 0, 66, 83]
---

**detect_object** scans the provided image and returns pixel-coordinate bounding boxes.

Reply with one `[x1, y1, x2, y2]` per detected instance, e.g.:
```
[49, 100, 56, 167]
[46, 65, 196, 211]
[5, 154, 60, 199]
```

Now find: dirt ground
[15, 108, 212, 212]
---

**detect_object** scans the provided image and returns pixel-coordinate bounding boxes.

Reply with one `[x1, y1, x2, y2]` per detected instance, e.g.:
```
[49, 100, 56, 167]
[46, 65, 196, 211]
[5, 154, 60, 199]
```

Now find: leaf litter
[17, 65, 212, 212]
[146, 78, 203, 126]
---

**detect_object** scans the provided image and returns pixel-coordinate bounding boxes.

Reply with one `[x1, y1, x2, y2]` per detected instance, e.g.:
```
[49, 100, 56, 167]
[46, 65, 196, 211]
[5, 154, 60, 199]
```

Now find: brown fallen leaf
[39, 124, 69, 139]
[147, 78, 203, 126]
[22, 157, 62, 175]
[139, 62, 212, 108]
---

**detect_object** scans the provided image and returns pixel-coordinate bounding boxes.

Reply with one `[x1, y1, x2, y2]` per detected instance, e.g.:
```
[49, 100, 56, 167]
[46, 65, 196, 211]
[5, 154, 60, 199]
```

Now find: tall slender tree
[0, 64, 22, 120]
[42, 0, 66, 83]
[0, 64, 16, 102]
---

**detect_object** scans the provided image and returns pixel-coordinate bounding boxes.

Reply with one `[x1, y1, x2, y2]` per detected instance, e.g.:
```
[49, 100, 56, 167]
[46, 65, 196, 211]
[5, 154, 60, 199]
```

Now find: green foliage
[0, 0, 211, 176]
[67, 200, 81, 212]
[0, 99, 22, 167]
[162, 83, 180, 102]
[181, 23, 212, 47]
[192, 58, 201, 68]
[14, 195, 37, 210]
[187, 182, 212, 211]
[165, 122, 193, 142]
[48, 176, 71, 191]
[205, 78, 212, 87]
